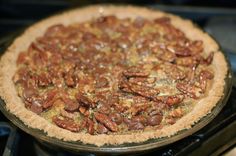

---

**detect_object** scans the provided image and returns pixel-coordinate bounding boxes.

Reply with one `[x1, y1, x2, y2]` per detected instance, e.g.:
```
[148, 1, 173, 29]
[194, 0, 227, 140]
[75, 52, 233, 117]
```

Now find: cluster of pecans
[13, 15, 214, 134]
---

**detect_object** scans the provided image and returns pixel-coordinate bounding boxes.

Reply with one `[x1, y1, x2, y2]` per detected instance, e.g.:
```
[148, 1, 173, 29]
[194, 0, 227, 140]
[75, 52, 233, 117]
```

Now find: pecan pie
[0, 5, 228, 146]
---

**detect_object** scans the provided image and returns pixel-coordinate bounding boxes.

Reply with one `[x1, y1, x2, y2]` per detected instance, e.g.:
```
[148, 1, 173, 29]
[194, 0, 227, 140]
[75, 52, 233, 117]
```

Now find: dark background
[0, 0, 236, 37]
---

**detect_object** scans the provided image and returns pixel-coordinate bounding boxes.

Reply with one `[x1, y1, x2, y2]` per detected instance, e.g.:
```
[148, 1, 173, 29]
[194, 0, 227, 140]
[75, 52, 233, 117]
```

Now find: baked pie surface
[0, 5, 228, 146]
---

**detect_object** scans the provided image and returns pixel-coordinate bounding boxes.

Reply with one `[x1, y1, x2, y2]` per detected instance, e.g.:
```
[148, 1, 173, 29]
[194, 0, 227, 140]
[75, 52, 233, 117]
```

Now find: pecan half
[38, 72, 52, 87]
[96, 15, 118, 26]
[52, 116, 80, 132]
[154, 17, 171, 24]
[133, 17, 146, 28]
[157, 50, 176, 63]
[176, 82, 202, 99]
[26, 74, 39, 88]
[129, 103, 150, 116]
[86, 118, 95, 135]
[131, 84, 160, 99]
[109, 113, 123, 125]
[29, 102, 43, 114]
[147, 115, 163, 126]
[94, 112, 118, 132]
[112, 102, 128, 113]
[22, 87, 38, 102]
[44, 24, 65, 37]
[199, 70, 214, 80]
[198, 79, 207, 93]
[127, 121, 144, 130]
[97, 124, 109, 134]
[64, 70, 76, 87]
[78, 106, 89, 116]
[123, 66, 149, 78]
[60, 109, 77, 119]
[131, 115, 147, 126]
[95, 76, 109, 88]
[197, 70, 213, 93]
[154, 94, 184, 106]
[12, 68, 29, 84]
[42, 89, 57, 109]
[32, 51, 48, 67]
[119, 81, 160, 100]
[129, 77, 156, 85]
[17, 52, 29, 65]
[174, 46, 192, 57]
[169, 108, 183, 118]
[176, 57, 198, 68]
[166, 116, 176, 125]
[164, 65, 186, 80]
[188, 40, 203, 55]
[82, 32, 96, 41]
[97, 104, 111, 114]
[76, 93, 96, 108]
[201, 52, 214, 65]
[62, 97, 79, 112]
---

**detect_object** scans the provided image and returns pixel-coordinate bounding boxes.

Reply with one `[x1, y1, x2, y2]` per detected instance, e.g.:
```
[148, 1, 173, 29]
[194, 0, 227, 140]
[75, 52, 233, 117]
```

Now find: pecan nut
[147, 115, 163, 126]
[131, 115, 147, 126]
[176, 82, 202, 99]
[127, 121, 144, 130]
[123, 66, 149, 78]
[109, 113, 123, 125]
[119, 81, 160, 100]
[97, 124, 109, 134]
[76, 93, 96, 108]
[94, 112, 118, 132]
[154, 94, 184, 106]
[86, 118, 95, 135]
[52, 116, 80, 132]
[62, 97, 79, 112]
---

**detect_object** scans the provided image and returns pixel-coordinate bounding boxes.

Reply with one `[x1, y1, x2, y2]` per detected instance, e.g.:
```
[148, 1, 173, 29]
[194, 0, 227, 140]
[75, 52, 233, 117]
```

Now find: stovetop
[0, 1, 236, 156]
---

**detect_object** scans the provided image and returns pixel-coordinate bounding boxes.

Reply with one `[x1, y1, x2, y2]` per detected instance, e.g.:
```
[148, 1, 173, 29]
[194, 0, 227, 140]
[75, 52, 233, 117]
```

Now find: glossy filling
[13, 16, 214, 134]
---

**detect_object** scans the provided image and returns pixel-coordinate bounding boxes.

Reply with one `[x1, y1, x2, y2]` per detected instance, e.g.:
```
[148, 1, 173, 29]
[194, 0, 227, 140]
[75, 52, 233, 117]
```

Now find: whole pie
[0, 5, 228, 146]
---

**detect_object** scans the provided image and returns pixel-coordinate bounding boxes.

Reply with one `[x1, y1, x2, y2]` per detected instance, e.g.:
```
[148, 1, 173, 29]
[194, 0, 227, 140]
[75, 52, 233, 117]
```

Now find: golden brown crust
[0, 5, 228, 146]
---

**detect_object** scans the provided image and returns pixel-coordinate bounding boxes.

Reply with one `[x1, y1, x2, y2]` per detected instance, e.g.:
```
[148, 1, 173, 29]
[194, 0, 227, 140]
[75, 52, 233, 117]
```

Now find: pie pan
[0, 5, 233, 154]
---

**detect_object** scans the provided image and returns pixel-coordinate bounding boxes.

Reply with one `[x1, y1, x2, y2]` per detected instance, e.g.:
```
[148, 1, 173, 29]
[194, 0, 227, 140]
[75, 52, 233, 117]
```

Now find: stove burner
[0, 122, 19, 156]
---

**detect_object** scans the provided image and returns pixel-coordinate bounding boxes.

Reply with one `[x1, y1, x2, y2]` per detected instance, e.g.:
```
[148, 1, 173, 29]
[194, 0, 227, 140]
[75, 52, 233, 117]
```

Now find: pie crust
[0, 5, 228, 146]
